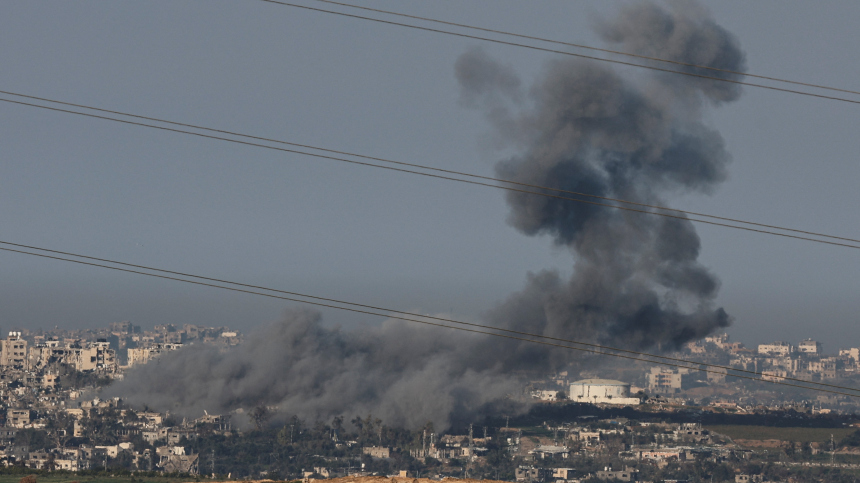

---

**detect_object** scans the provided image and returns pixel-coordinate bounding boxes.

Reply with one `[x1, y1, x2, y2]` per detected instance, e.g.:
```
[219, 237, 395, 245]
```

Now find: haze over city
[0, 1, 859, 482]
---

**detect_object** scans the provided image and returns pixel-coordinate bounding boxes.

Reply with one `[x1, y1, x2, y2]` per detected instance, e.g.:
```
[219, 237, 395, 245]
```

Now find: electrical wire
[2, 89, 858, 246]
[257, 0, 860, 106]
[311, 0, 860, 97]
[1, 93, 859, 251]
[1, 239, 858, 398]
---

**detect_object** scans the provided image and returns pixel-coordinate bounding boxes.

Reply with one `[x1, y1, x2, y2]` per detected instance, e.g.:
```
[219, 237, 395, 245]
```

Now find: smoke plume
[106, 309, 521, 429]
[456, 0, 742, 352]
[108, 1, 743, 429]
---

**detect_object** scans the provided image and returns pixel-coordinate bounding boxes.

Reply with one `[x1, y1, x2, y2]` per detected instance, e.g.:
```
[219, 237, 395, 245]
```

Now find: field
[705, 425, 856, 443]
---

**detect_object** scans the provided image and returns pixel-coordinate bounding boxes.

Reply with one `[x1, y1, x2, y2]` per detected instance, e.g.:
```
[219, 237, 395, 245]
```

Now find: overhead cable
[1, 238, 857, 395]
[311, 0, 860, 97]
[3, 90, 859, 246]
[1, 92, 858, 251]
[257, 0, 860, 106]
[1, 240, 859, 398]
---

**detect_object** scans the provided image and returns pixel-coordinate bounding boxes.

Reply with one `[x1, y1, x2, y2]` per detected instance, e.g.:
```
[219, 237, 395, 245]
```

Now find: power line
[2, 92, 859, 251]
[0, 239, 858, 398]
[312, 0, 860, 97]
[3, 89, 858, 246]
[257, 0, 860, 106]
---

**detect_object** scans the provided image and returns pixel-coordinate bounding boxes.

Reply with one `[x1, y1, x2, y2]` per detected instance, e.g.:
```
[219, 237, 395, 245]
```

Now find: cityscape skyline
[1, 2, 859, 481]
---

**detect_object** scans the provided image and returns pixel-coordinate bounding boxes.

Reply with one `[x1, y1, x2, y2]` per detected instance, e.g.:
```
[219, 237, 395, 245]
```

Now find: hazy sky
[0, 1, 858, 351]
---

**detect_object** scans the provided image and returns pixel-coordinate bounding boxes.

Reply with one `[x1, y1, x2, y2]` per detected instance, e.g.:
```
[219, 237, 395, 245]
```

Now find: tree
[331, 416, 344, 440]
[250, 406, 271, 431]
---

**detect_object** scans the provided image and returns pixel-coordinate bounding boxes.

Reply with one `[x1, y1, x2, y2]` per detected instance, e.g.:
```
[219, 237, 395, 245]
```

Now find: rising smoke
[106, 309, 521, 429]
[107, 1, 744, 429]
[457, 0, 743, 352]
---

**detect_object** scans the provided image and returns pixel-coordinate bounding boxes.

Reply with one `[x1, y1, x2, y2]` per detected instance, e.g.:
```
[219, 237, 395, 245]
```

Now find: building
[640, 449, 688, 462]
[362, 446, 390, 458]
[808, 358, 838, 378]
[596, 466, 638, 481]
[127, 343, 183, 367]
[73, 341, 117, 372]
[28, 340, 117, 373]
[735, 475, 763, 483]
[798, 339, 822, 354]
[529, 445, 569, 459]
[0, 332, 28, 370]
[705, 333, 729, 346]
[674, 423, 709, 442]
[647, 368, 683, 393]
[842, 348, 860, 366]
[758, 342, 792, 356]
[569, 379, 640, 405]
[532, 390, 561, 401]
[707, 367, 727, 384]
[157, 446, 198, 474]
[6, 409, 30, 428]
[109, 321, 140, 334]
[515, 466, 551, 482]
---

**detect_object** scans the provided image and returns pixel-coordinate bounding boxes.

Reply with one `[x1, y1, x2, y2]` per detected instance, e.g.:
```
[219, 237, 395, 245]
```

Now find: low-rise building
[798, 339, 822, 354]
[7, 409, 30, 428]
[758, 341, 792, 356]
[362, 446, 390, 458]
[596, 466, 638, 481]
[569, 379, 640, 405]
[515, 466, 551, 482]
[529, 445, 569, 459]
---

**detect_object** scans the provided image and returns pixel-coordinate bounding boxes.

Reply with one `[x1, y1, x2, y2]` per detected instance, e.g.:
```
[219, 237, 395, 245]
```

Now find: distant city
[529, 333, 860, 412]
[2, 321, 242, 373]
[0, 323, 859, 481]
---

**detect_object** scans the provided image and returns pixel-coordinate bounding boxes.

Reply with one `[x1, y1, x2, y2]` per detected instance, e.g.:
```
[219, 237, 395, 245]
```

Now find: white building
[127, 343, 183, 367]
[757, 342, 792, 356]
[569, 379, 640, 405]
[840, 347, 860, 363]
[798, 339, 822, 354]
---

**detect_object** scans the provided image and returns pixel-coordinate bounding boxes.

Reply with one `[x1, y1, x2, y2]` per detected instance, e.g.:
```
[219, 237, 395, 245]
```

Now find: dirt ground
[230, 477, 504, 483]
[732, 439, 787, 448]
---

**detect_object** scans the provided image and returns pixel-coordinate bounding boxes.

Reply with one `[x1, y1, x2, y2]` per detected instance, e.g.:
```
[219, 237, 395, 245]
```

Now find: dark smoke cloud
[106, 309, 523, 429]
[595, 0, 746, 104]
[107, 1, 742, 429]
[455, 0, 741, 351]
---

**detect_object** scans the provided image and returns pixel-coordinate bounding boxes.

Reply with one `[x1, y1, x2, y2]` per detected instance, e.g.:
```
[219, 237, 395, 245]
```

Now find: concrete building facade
[0, 333, 28, 370]
[569, 379, 640, 405]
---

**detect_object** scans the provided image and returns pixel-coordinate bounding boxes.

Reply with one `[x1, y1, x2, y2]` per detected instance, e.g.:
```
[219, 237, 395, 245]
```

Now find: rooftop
[570, 378, 628, 386]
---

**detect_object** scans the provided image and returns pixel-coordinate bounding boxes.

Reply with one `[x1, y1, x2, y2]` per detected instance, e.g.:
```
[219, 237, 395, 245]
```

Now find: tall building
[0, 332, 28, 370]
[647, 368, 683, 394]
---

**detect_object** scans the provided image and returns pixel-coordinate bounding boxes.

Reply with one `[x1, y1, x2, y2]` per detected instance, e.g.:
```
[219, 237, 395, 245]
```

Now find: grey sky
[0, 1, 858, 351]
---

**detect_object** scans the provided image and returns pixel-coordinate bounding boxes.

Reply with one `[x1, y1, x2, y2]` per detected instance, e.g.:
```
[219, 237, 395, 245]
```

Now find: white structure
[569, 379, 640, 405]
[532, 390, 561, 401]
[127, 343, 183, 367]
[840, 347, 860, 362]
[757, 341, 792, 356]
[798, 339, 822, 354]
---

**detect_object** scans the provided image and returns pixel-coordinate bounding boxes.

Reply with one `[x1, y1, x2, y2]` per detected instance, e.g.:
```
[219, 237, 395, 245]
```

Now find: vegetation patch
[706, 425, 855, 443]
